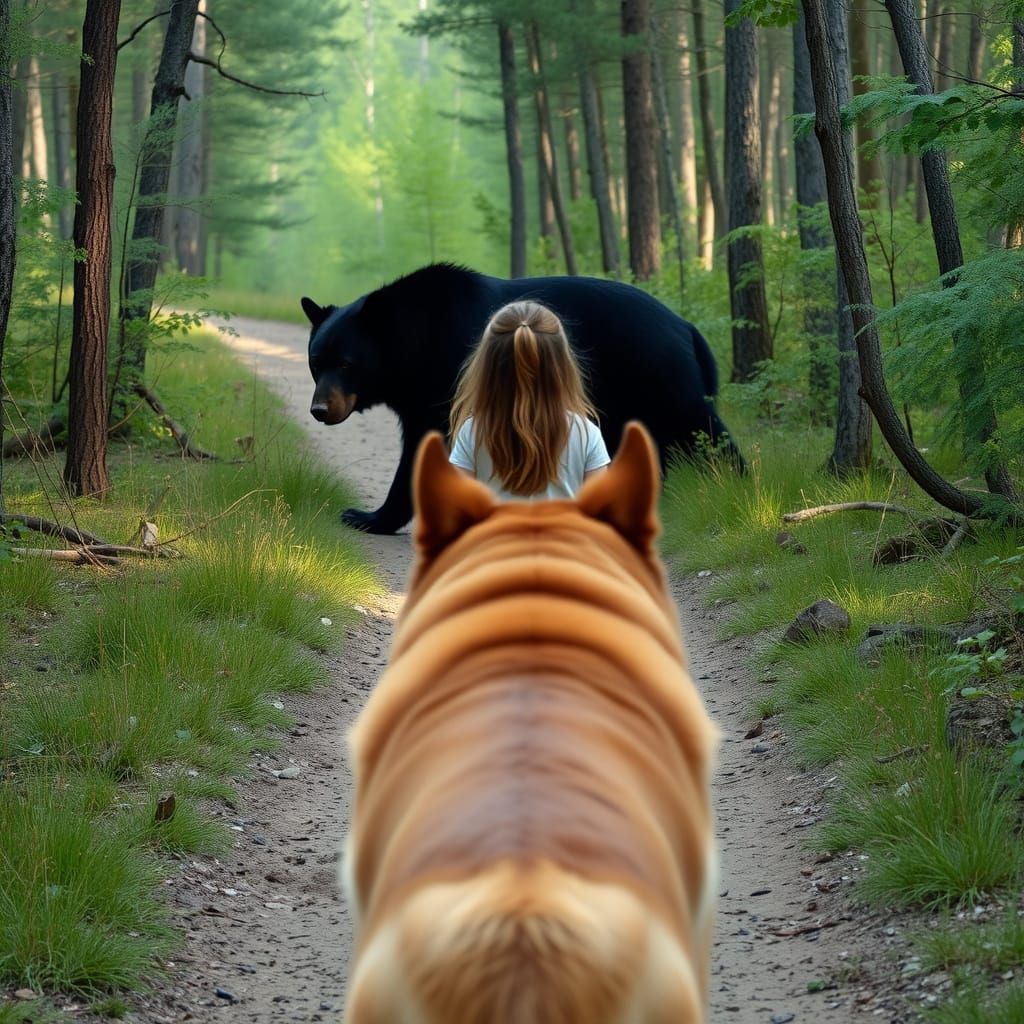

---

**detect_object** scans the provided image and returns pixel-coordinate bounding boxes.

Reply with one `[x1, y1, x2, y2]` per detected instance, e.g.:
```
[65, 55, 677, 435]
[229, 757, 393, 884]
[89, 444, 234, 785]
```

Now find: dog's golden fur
[344, 423, 718, 1023]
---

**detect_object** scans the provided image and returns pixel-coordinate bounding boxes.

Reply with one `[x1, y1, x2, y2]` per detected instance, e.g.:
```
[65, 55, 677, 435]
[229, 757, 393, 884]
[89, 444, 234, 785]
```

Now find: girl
[449, 300, 609, 500]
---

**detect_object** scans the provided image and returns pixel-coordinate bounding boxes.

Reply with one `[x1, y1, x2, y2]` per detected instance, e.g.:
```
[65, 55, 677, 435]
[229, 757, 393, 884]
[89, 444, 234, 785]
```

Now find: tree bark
[849, 4, 883, 202]
[175, 0, 207, 276]
[119, 0, 201, 389]
[967, 1, 985, 81]
[886, 0, 1017, 501]
[577, 53, 620, 276]
[498, 21, 527, 278]
[0, 0, 14, 507]
[10, 51, 28, 185]
[621, 0, 661, 280]
[760, 37, 782, 227]
[561, 88, 582, 202]
[526, 23, 577, 275]
[677, 13, 698, 253]
[64, 0, 122, 500]
[935, 0, 954, 90]
[698, 175, 715, 268]
[51, 72, 73, 239]
[693, 1, 726, 249]
[801, 0, 1015, 519]
[724, 0, 771, 382]
[25, 56, 48, 182]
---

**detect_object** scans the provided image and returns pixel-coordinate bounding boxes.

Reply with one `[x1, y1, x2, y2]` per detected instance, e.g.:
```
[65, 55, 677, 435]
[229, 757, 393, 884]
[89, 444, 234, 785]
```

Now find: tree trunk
[886, 0, 1017, 501]
[801, 0, 1016, 519]
[10, 52, 28, 185]
[760, 37, 781, 227]
[119, 0, 201, 389]
[561, 88, 582, 202]
[849, 5, 883, 202]
[64, 0, 122, 500]
[25, 56, 48, 182]
[935, 0, 954, 90]
[526, 23, 577, 275]
[536, 122, 554, 240]
[793, 7, 837, 423]
[577, 54, 619, 276]
[698, 175, 714, 268]
[0, 0, 14, 506]
[724, 0, 771, 382]
[693, 1, 726, 248]
[649, 12, 685, 295]
[967, 1, 985, 80]
[677, 14, 698, 253]
[621, 0, 661, 280]
[175, 0, 207, 276]
[498, 21, 527, 278]
[51, 72, 73, 239]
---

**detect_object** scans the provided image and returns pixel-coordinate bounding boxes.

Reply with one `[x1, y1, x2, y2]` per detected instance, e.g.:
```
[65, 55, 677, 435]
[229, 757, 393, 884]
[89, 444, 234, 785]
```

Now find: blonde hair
[449, 300, 597, 497]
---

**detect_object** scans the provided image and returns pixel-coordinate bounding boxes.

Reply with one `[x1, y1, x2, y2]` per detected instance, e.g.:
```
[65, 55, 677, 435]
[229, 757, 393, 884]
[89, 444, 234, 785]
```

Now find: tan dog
[344, 422, 718, 1024]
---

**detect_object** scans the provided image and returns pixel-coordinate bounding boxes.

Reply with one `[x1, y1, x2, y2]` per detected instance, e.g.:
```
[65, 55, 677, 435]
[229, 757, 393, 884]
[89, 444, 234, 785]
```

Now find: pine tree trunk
[967, 1, 985, 80]
[621, 0, 661, 280]
[51, 72, 73, 239]
[677, 14, 698, 253]
[0, 0, 15, 504]
[175, 0, 207, 276]
[536, 112, 554, 240]
[64, 0, 122, 500]
[849, 5, 883, 202]
[936, 1, 954, 90]
[498, 21, 527, 278]
[578, 55, 619, 276]
[26, 56, 48, 182]
[119, 0, 201, 389]
[801, 0, 1015, 518]
[698, 175, 715, 268]
[10, 52, 28, 185]
[526, 23, 577, 275]
[724, 0, 771, 381]
[561, 88, 582, 202]
[886, 0, 1017, 500]
[693, 1, 726, 248]
[760, 39, 782, 228]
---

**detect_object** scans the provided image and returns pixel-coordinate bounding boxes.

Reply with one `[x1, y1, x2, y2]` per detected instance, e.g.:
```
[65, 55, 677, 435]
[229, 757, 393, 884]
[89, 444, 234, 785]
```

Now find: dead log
[782, 501, 920, 524]
[0, 512, 110, 547]
[11, 547, 120, 566]
[132, 384, 219, 461]
[1, 416, 66, 458]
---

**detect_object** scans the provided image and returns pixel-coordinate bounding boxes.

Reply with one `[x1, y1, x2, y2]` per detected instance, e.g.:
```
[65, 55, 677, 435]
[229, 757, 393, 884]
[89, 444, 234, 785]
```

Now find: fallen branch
[874, 744, 929, 765]
[11, 547, 120, 567]
[81, 543, 180, 559]
[133, 384, 219, 461]
[782, 501, 920, 524]
[1, 416, 66, 459]
[940, 517, 971, 558]
[0, 513, 110, 547]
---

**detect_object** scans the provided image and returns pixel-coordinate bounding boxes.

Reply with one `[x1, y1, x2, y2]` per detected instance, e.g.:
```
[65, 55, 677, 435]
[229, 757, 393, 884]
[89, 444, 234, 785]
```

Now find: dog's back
[344, 425, 718, 1023]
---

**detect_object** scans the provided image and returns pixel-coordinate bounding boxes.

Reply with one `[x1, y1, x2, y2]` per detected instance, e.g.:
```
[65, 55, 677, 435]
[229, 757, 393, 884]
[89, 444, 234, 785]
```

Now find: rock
[856, 623, 958, 665]
[783, 600, 851, 644]
[771, 1014, 796, 1024]
[272, 765, 301, 780]
[775, 530, 807, 555]
[744, 720, 764, 740]
[751, 743, 769, 754]
[214, 987, 238, 1003]
[14, 989, 37, 1001]
[944, 692, 1014, 757]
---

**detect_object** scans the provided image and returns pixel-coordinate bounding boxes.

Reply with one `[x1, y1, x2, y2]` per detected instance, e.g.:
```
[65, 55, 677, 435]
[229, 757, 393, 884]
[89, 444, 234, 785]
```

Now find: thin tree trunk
[935, 0, 954, 90]
[175, 0, 206, 276]
[698, 175, 714, 268]
[526, 23, 577, 275]
[64, 0, 122, 500]
[886, 0, 1017, 501]
[802, 0, 1016, 519]
[119, 0, 201, 390]
[967, 1, 985, 80]
[536, 112, 553, 239]
[621, 0, 660, 280]
[51, 72, 73, 239]
[849, 5, 883, 202]
[0, 0, 14, 506]
[561, 88, 582, 202]
[677, 14, 698, 253]
[693, 2, 726, 247]
[577, 53, 620, 276]
[10, 52, 28, 185]
[725, 0, 771, 381]
[793, 7, 836, 423]
[649, 12, 685, 295]
[760, 36, 781, 227]
[498, 21, 527, 278]
[25, 56, 48, 182]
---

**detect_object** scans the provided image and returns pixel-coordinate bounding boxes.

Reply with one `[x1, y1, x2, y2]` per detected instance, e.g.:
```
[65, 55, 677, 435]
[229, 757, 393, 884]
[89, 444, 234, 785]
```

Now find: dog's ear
[414, 433, 495, 558]
[301, 296, 328, 327]
[578, 421, 661, 552]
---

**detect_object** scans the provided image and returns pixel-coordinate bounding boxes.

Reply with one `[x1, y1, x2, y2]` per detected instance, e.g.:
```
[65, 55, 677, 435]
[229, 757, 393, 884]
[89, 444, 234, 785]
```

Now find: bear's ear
[301, 296, 328, 327]
[577, 421, 661, 553]
[414, 433, 495, 559]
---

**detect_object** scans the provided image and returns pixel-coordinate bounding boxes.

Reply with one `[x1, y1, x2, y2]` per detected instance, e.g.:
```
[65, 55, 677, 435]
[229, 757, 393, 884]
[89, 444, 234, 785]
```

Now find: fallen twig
[0, 513, 110, 547]
[11, 547, 120, 567]
[133, 384, 219, 461]
[940, 517, 971, 558]
[782, 501, 920, 524]
[874, 744, 929, 765]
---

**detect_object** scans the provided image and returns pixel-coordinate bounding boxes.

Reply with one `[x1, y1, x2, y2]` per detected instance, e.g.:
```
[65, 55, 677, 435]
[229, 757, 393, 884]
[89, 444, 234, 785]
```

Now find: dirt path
[139, 315, 907, 1023]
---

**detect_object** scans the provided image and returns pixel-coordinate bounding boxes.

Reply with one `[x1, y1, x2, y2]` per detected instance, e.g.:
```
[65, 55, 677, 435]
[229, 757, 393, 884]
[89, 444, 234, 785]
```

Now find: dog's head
[410, 422, 663, 597]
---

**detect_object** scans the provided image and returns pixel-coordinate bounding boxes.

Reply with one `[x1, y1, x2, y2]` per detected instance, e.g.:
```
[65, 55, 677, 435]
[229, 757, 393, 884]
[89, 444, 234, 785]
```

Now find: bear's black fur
[302, 263, 741, 534]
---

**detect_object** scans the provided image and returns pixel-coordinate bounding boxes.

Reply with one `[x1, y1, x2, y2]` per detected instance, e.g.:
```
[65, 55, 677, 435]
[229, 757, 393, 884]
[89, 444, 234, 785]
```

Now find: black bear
[302, 263, 740, 534]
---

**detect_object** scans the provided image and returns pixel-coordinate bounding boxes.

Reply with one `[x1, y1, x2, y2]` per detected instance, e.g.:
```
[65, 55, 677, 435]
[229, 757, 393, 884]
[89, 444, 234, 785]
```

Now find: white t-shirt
[450, 414, 610, 501]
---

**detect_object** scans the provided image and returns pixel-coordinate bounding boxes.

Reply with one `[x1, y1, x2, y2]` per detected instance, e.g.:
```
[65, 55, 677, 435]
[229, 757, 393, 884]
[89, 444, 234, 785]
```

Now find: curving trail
[137, 316, 897, 1023]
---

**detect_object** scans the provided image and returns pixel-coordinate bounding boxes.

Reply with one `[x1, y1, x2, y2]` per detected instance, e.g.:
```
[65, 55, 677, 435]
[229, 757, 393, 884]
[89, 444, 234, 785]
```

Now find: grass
[198, 285, 308, 326]
[0, 329, 376, 1001]
[659, 407, 1024, 1009]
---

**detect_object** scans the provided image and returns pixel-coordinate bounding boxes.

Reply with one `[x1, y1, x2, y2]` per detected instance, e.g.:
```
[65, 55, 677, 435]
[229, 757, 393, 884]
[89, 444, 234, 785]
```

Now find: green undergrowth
[0, 330, 377, 1000]
[661, 417, 1024, 1012]
[197, 285, 308, 326]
